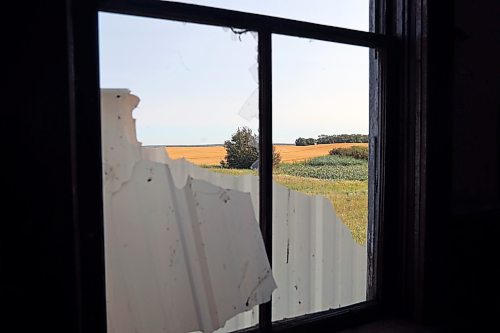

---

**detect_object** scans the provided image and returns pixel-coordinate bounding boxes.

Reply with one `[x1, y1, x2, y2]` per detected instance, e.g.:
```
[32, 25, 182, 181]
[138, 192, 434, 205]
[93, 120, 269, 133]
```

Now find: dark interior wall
[424, 0, 500, 330]
[448, 0, 500, 329]
[2, 1, 498, 333]
[423, 0, 453, 327]
[452, 0, 500, 213]
[4, 1, 105, 332]
[4, 1, 79, 332]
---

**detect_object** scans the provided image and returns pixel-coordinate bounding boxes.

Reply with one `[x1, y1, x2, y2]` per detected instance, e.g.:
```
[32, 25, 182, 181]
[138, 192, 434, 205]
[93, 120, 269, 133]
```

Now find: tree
[317, 134, 335, 144]
[295, 137, 316, 146]
[221, 127, 259, 169]
[221, 127, 281, 169]
[305, 138, 317, 145]
[295, 137, 307, 146]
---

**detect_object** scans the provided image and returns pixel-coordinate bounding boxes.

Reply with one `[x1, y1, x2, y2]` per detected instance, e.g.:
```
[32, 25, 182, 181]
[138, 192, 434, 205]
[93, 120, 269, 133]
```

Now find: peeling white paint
[101, 89, 276, 333]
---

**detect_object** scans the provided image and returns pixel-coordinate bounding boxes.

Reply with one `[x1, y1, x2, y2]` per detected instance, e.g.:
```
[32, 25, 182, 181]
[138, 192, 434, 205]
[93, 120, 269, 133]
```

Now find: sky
[98, 1, 369, 145]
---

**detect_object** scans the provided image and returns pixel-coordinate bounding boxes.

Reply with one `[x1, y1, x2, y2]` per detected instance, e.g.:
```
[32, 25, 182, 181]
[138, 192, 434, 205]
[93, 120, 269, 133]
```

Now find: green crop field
[206, 154, 368, 245]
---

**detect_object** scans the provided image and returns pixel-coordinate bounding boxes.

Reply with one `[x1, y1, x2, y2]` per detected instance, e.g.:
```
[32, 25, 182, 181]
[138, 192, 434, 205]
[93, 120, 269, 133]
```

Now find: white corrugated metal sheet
[144, 148, 367, 324]
[101, 89, 276, 333]
[102, 89, 367, 332]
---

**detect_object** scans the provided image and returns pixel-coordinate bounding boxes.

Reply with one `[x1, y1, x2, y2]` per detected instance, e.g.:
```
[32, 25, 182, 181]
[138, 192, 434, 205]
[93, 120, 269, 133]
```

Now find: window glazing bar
[98, 0, 389, 48]
[258, 30, 272, 332]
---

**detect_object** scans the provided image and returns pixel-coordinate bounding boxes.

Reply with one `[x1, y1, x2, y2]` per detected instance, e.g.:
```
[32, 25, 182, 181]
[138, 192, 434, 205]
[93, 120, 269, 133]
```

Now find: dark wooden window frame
[67, 0, 429, 331]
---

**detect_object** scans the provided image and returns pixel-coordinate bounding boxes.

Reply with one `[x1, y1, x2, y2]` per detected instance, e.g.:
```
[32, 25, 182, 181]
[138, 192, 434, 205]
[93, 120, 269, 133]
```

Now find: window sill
[337, 318, 443, 333]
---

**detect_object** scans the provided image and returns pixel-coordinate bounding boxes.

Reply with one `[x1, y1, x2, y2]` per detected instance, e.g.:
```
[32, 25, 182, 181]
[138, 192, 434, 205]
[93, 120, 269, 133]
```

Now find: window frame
[99, 0, 388, 331]
[67, 0, 430, 331]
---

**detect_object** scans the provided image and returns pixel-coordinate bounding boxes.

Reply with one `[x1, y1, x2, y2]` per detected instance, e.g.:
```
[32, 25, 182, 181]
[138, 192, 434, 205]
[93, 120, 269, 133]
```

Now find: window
[96, 0, 390, 332]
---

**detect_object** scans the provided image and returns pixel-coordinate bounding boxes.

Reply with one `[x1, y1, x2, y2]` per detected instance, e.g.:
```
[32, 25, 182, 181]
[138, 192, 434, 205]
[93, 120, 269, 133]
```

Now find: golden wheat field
[165, 143, 368, 165]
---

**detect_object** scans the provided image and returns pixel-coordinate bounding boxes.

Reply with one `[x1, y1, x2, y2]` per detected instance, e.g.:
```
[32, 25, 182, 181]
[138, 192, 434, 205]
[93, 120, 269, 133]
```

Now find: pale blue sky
[99, 1, 369, 145]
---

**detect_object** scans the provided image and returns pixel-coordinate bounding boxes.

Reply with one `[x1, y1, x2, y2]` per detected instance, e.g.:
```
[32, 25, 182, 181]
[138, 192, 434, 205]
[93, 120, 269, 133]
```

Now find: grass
[273, 175, 367, 245]
[207, 161, 368, 245]
[205, 167, 257, 177]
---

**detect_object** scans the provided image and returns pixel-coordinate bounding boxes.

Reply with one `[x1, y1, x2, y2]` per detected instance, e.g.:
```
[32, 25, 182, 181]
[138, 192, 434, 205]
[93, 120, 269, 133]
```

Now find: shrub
[329, 145, 369, 160]
[272, 146, 282, 167]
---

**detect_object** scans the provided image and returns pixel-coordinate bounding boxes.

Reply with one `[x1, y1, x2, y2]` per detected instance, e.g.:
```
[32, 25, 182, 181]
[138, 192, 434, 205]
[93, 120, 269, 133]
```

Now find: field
[165, 143, 367, 165]
[165, 144, 369, 245]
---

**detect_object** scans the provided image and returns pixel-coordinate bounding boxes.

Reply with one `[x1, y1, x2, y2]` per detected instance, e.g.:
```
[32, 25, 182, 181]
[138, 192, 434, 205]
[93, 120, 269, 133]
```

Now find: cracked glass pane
[170, 0, 369, 31]
[271, 34, 370, 321]
[99, 13, 272, 333]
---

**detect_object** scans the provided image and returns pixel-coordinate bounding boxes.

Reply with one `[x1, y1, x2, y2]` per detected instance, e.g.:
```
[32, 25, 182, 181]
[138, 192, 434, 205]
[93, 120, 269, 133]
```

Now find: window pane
[271, 35, 370, 321]
[170, 0, 369, 31]
[99, 13, 259, 148]
[99, 13, 272, 333]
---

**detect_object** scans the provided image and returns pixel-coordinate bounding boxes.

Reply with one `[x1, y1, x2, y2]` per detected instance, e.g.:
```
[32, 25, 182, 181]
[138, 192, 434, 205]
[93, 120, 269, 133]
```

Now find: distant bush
[272, 146, 282, 167]
[317, 134, 369, 144]
[295, 137, 316, 146]
[329, 145, 369, 160]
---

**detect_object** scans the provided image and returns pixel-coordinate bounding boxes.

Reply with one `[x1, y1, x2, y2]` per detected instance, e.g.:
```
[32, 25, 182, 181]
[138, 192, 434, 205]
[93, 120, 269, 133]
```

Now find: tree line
[295, 134, 368, 146]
